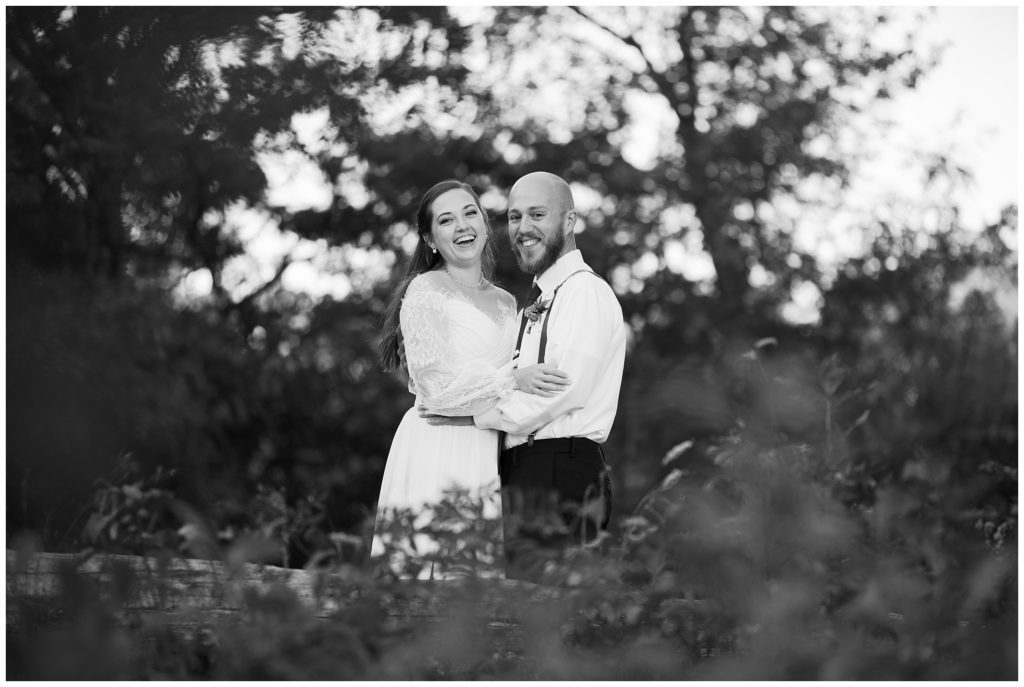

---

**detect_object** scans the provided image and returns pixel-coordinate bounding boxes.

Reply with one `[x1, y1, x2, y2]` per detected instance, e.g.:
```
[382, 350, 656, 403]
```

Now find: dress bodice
[399, 272, 518, 416]
[441, 291, 517, 366]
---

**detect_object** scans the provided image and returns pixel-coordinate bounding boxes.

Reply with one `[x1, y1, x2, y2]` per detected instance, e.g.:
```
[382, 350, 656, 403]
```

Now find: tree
[6, 6, 485, 543]
[8, 6, 1012, 557]
[521, 6, 934, 326]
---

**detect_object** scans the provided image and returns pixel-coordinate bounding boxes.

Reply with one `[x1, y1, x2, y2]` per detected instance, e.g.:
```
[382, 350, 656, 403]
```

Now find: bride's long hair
[378, 180, 496, 371]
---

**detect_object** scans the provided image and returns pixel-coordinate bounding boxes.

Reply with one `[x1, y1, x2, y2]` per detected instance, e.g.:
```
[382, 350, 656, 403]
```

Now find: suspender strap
[514, 268, 604, 445]
[537, 269, 601, 364]
[513, 270, 593, 367]
[512, 311, 530, 368]
[537, 297, 552, 364]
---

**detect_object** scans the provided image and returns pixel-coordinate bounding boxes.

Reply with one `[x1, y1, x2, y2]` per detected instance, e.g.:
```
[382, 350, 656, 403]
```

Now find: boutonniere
[524, 297, 551, 323]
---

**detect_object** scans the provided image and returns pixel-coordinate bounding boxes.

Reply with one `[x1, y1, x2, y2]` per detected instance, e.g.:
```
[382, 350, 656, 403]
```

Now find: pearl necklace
[445, 266, 487, 290]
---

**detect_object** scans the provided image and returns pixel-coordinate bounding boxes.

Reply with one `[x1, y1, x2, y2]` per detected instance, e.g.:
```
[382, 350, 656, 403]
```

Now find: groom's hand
[417, 406, 475, 426]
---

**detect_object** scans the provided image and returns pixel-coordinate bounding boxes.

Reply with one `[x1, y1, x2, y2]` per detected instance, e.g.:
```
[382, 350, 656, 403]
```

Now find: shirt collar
[535, 249, 587, 296]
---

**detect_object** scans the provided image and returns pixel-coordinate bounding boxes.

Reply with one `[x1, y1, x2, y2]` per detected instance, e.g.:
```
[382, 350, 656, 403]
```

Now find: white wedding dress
[371, 270, 518, 578]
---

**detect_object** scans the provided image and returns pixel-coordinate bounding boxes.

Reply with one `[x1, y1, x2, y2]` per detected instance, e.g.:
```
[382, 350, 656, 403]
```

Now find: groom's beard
[514, 229, 565, 276]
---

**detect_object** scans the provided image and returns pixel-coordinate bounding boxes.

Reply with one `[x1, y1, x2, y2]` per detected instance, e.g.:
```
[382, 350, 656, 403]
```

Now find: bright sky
[779, 5, 1020, 322]
[178, 6, 1020, 324]
[870, 5, 1018, 225]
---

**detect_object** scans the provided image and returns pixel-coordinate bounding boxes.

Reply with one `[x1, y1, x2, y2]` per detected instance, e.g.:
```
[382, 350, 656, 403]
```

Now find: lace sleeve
[400, 277, 516, 416]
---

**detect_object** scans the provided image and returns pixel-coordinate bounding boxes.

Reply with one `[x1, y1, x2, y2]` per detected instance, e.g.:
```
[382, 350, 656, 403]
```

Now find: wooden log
[7, 549, 319, 608]
[6, 549, 329, 637]
[5, 549, 552, 639]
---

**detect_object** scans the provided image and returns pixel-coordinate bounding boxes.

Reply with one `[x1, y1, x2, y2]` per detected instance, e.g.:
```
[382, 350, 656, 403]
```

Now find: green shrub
[11, 421, 1016, 679]
[10, 330, 1016, 680]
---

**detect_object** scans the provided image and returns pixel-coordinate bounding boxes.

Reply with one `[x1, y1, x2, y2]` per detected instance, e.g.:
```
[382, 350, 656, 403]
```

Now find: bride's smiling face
[426, 189, 488, 268]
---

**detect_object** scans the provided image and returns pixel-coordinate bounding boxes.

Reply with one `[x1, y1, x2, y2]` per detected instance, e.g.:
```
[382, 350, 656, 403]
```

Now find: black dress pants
[498, 437, 612, 582]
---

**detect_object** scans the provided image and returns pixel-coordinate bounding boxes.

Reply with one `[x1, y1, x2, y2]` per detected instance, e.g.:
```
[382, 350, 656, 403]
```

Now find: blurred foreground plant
[11, 342, 1017, 680]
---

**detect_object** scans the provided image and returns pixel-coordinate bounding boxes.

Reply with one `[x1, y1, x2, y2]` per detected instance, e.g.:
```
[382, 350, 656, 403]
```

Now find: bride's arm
[400, 277, 516, 417]
[420, 361, 570, 425]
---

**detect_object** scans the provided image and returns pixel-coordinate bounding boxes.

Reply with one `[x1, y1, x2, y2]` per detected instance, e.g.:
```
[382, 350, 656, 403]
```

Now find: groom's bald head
[509, 172, 575, 216]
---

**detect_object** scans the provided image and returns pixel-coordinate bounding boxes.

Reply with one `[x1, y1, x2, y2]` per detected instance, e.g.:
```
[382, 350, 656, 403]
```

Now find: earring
[431, 247, 437, 254]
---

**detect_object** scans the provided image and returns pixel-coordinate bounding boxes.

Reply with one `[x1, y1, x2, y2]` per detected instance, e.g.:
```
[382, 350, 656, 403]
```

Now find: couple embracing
[372, 172, 627, 583]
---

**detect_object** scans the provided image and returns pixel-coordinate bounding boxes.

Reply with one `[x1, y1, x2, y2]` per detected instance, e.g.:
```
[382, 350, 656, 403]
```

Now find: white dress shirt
[474, 250, 627, 448]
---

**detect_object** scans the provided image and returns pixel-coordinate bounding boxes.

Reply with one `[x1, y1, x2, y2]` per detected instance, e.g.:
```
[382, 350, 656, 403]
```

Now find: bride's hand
[513, 364, 571, 396]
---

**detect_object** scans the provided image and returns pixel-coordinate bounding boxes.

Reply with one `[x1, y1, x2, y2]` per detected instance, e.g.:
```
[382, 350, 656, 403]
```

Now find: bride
[372, 180, 569, 579]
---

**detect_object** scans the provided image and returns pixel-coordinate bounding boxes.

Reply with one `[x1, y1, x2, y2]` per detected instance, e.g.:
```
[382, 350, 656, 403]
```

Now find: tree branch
[568, 6, 673, 97]
[235, 255, 293, 310]
[674, 10, 699, 133]
[6, 24, 87, 150]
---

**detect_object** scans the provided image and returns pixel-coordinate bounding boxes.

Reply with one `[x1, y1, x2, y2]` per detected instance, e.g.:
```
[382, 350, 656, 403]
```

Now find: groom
[429, 171, 627, 582]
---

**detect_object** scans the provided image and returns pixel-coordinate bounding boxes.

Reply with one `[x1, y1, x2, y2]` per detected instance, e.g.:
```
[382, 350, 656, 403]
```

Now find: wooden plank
[7, 549, 321, 609]
[5, 549, 554, 638]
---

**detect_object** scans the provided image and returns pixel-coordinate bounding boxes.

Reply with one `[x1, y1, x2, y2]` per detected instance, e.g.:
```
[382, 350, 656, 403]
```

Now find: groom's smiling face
[507, 177, 575, 276]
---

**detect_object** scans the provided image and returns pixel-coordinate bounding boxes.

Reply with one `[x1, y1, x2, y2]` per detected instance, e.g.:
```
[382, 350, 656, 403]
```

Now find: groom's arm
[472, 281, 617, 435]
[419, 407, 474, 426]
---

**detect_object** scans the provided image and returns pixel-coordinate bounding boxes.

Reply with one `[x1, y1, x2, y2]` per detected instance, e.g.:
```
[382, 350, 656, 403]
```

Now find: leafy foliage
[9, 5, 1009, 533]
[9, 367, 1017, 678]
[5, 6, 1017, 677]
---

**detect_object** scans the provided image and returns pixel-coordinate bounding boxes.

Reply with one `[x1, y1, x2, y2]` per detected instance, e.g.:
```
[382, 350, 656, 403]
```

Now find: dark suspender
[509, 268, 605, 447]
[513, 268, 601, 367]
[537, 294, 553, 364]
[513, 314, 530, 368]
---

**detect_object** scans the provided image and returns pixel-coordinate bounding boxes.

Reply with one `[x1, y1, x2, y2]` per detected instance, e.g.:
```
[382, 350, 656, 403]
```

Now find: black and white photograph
[6, 3, 1018, 680]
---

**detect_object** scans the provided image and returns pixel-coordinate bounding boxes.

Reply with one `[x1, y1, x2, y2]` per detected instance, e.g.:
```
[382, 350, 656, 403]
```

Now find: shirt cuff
[474, 405, 503, 431]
